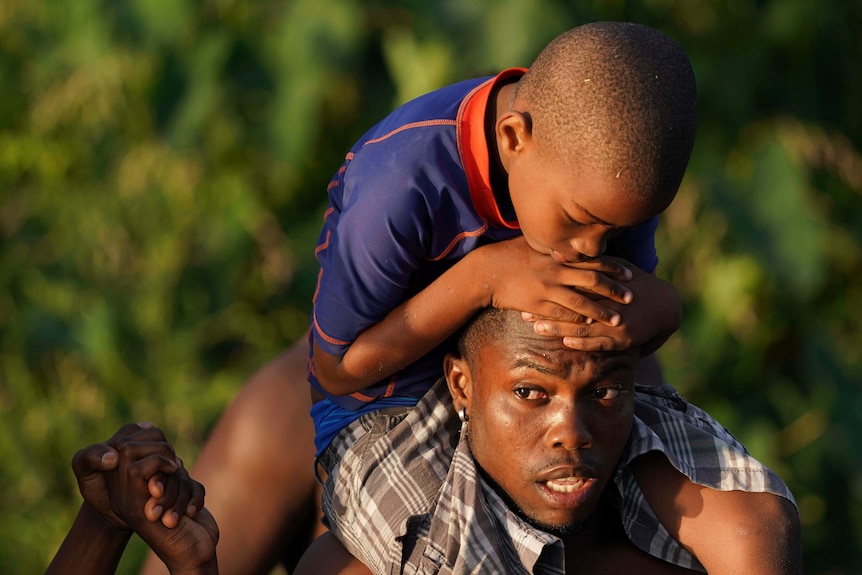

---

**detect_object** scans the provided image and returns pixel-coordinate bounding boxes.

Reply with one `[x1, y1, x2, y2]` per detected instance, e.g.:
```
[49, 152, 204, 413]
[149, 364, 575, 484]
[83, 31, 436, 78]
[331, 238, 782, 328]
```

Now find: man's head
[496, 22, 697, 263]
[445, 307, 638, 534]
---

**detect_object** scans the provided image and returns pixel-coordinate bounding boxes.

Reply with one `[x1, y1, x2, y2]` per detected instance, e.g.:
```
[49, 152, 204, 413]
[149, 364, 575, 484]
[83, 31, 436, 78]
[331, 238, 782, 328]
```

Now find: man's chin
[514, 504, 594, 537]
[527, 516, 588, 537]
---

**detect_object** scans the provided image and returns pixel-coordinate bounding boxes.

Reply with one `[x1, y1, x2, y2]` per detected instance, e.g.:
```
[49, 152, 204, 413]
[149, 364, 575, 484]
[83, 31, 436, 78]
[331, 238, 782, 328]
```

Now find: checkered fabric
[316, 379, 796, 574]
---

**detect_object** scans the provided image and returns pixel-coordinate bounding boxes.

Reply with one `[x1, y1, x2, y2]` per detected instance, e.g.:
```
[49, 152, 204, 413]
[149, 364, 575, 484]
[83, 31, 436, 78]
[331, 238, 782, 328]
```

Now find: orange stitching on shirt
[349, 376, 397, 402]
[363, 119, 457, 146]
[427, 224, 489, 261]
[314, 230, 331, 258]
[312, 310, 351, 346]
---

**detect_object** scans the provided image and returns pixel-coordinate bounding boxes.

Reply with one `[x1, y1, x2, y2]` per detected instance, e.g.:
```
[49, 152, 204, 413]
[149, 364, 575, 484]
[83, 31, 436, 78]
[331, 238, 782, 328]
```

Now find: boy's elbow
[312, 346, 361, 396]
[313, 364, 348, 396]
[316, 374, 354, 396]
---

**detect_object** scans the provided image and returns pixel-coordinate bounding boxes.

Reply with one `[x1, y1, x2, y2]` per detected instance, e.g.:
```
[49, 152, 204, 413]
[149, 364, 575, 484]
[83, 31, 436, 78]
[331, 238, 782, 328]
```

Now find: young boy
[47, 423, 218, 575]
[310, 21, 799, 574]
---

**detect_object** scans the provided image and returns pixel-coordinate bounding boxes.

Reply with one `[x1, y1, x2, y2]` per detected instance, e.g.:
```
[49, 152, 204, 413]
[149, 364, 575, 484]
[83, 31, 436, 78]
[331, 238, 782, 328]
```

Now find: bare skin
[632, 452, 802, 574]
[312, 236, 639, 397]
[48, 424, 218, 575]
[139, 44, 789, 574]
[140, 337, 324, 575]
[311, 78, 681, 399]
[140, 334, 666, 575]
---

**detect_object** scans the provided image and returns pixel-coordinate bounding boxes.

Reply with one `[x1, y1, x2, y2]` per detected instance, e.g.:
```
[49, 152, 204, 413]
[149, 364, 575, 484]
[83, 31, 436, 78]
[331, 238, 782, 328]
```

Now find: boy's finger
[156, 468, 203, 526]
[561, 335, 624, 351]
[561, 256, 633, 280]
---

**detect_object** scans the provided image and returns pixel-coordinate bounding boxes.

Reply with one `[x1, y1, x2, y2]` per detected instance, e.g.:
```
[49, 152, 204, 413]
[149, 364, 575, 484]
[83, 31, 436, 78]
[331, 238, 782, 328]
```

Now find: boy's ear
[495, 110, 533, 166]
[444, 354, 472, 413]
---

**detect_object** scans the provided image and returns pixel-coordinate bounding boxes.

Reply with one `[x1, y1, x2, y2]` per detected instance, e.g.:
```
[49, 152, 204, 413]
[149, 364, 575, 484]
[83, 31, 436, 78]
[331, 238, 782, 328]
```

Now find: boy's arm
[314, 235, 634, 395]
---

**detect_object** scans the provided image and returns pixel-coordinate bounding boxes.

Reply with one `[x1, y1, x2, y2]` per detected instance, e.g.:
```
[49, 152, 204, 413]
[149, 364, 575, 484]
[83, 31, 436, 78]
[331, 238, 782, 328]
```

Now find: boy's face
[504, 131, 664, 263]
[446, 319, 637, 532]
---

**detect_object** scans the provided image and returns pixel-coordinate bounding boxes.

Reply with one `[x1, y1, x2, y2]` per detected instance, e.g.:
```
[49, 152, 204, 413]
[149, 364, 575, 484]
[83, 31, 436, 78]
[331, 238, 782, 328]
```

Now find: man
[297, 307, 800, 573]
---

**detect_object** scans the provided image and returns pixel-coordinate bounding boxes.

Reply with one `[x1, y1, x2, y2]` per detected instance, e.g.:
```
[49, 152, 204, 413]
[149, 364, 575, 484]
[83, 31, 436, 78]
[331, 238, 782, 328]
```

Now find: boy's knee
[746, 493, 802, 573]
[632, 453, 802, 574]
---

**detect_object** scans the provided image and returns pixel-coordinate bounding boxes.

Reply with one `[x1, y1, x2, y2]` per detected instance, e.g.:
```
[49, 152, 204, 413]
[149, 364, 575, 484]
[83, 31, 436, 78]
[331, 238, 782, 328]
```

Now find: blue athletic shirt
[309, 69, 660, 454]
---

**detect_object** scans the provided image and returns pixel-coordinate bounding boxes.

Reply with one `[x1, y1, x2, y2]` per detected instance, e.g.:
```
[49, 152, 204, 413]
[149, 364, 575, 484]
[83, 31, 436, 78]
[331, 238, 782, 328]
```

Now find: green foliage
[1, 0, 859, 573]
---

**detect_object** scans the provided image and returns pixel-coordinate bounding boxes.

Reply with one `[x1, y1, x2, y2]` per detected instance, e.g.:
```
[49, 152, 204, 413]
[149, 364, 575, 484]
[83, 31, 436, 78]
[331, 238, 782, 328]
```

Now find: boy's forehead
[536, 151, 668, 226]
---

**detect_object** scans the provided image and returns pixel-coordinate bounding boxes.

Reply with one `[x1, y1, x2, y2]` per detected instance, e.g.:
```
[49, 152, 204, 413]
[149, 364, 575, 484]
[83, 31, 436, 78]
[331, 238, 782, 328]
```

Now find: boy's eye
[564, 211, 587, 228]
[514, 387, 547, 400]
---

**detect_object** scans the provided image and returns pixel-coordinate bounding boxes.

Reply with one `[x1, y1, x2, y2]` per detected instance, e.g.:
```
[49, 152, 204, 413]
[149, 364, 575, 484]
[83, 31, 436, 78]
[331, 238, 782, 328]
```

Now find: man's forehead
[492, 329, 638, 374]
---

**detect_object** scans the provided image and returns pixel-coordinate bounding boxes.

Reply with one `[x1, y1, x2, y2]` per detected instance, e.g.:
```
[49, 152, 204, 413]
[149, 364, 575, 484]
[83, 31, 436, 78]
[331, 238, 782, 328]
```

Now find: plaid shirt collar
[408, 426, 566, 574]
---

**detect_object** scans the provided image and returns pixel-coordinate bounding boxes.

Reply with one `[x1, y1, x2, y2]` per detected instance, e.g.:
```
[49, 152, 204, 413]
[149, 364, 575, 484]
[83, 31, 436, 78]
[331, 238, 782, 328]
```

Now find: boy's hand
[524, 259, 682, 354]
[481, 236, 634, 326]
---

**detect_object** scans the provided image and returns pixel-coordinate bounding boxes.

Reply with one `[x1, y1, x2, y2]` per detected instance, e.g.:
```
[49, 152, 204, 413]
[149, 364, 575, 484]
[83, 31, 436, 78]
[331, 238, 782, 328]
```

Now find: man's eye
[514, 387, 546, 400]
[594, 386, 623, 401]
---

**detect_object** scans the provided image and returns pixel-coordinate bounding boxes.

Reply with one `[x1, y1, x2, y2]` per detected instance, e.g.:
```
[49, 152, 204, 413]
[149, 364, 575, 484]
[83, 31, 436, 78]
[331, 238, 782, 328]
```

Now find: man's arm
[46, 501, 134, 575]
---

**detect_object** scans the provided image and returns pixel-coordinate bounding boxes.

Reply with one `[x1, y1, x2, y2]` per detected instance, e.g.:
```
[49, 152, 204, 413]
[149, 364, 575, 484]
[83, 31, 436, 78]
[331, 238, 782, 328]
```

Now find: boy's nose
[571, 228, 609, 259]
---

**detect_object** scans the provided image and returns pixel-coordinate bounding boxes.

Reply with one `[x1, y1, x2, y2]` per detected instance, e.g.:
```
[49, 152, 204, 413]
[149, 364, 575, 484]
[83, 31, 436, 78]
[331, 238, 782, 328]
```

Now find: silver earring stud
[458, 407, 469, 432]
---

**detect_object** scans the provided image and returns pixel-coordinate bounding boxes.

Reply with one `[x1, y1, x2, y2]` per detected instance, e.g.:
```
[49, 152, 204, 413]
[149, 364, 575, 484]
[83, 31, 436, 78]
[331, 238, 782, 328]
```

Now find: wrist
[461, 247, 496, 309]
[78, 502, 133, 538]
[168, 557, 218, 575]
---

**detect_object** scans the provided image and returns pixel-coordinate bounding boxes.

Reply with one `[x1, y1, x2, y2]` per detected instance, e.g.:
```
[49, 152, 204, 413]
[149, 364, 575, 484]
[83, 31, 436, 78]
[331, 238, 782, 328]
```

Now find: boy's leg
[631, 452, 802, 575]
[140, 335, 325, 575]
[620, 384, 802, 575]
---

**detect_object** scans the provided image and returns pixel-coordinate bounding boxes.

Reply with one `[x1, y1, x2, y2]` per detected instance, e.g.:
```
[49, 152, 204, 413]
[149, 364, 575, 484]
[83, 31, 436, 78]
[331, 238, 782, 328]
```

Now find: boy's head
[496, 22, 697, 263]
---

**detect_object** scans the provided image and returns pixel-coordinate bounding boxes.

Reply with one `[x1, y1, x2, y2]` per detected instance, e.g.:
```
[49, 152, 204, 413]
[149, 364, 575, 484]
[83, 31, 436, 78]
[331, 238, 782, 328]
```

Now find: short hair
[456, 307, 519, 366]
[513, 22, 697, 206]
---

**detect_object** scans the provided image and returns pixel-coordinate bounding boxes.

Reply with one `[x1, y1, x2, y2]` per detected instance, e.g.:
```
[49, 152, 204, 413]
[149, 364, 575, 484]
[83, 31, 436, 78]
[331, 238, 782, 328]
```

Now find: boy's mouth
[550, 250, 573, 264]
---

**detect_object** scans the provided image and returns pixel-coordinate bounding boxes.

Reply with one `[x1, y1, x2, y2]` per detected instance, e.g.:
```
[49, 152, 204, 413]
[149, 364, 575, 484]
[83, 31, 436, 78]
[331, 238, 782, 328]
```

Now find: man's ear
[444, 353, 472, 414]
[495, 110, 533, 168]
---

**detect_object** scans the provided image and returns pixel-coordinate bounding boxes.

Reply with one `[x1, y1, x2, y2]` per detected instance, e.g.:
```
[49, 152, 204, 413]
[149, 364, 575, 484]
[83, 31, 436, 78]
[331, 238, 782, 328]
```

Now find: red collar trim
[456, 68, 526, 229]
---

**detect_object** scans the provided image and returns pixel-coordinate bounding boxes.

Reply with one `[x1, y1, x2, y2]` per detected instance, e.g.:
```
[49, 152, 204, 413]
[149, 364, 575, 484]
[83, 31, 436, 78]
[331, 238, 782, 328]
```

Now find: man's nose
[546, 402, 592, 450]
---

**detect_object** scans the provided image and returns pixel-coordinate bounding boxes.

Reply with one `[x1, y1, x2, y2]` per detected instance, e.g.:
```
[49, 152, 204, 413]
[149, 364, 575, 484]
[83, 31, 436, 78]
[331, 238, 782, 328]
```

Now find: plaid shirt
[317, 379, 796, 574]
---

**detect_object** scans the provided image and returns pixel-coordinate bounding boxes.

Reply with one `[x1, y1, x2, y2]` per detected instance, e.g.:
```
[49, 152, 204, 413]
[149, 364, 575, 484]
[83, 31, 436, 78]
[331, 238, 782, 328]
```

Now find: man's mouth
[544, 477, 589, 494]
